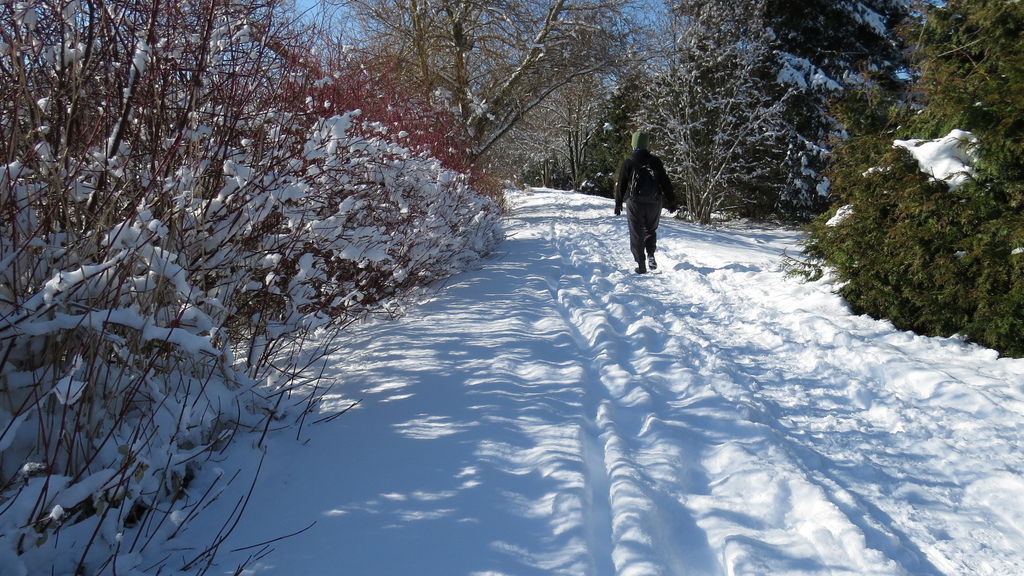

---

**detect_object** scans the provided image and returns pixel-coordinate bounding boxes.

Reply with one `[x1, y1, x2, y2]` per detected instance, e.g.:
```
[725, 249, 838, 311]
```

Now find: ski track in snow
[198, 189, 1024, 576]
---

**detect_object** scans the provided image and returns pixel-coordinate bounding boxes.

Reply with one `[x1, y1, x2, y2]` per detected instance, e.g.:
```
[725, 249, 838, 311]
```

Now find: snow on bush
[0, 1, 500, 574]
[825, 204, 854, 227]
[893, 129, 979, 191]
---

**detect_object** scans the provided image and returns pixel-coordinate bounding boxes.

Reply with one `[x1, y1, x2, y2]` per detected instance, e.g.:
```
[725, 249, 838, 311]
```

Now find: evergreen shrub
[805, 0, 1024, 357]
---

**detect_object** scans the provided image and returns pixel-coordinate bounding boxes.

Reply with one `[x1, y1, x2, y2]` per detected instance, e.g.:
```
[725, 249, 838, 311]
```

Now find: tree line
[380, 0, 910, 223]
[333, 0, 1019, 357]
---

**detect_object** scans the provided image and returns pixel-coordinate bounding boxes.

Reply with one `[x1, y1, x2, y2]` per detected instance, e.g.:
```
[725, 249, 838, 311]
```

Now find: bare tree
[636, 0, 793, 223]
[349, 0, 628, 161]
[522, 76, 611, 190]
[555, 77, 612, 190]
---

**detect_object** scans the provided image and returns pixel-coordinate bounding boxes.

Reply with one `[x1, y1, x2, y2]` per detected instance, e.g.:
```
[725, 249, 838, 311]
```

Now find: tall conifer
[766, 0, 912, 214]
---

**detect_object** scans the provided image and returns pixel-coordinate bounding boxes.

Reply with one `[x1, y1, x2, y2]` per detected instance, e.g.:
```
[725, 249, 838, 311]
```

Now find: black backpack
[628, 159, 659, 203]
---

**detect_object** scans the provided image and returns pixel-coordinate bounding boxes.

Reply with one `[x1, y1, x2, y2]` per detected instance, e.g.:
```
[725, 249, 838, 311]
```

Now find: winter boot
[634, 262, 647, 274]
[647, 254, 658, 270]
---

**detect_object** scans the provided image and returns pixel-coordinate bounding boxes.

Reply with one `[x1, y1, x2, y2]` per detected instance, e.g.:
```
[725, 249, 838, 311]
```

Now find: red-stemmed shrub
[0, 1, 500, 574]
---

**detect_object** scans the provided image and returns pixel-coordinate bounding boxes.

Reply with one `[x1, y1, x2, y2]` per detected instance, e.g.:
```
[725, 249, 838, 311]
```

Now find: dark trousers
[627, 201, 661, 265]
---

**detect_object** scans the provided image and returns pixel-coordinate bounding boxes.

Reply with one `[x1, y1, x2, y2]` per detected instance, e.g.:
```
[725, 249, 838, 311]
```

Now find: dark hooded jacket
[614, 149, 676, 214]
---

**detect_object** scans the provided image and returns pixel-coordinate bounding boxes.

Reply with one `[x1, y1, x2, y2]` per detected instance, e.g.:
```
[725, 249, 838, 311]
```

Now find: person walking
[614, 131, 677, 274]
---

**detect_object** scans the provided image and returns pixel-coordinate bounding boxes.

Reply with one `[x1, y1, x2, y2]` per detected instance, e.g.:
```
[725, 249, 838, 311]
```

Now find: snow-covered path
[201, 189, 1024, 576]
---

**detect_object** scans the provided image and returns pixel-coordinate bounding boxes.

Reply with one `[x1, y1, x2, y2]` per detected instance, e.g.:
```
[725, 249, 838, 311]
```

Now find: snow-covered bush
[0, 1, 500, 574]
[305, 41, 473, 176]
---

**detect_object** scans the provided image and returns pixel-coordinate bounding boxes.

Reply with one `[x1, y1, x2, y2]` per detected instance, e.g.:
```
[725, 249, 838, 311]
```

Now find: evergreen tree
[806, 0, 1024, 357]
[766, 0, 912, 216]
[633, 0, 910, 221]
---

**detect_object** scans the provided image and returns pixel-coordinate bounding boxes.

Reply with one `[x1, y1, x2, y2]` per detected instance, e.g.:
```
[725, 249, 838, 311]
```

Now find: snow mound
[893, 129, 979, 190]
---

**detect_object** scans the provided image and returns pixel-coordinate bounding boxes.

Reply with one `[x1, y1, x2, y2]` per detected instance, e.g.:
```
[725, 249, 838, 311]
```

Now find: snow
[826, 204, 853, 227]
[180, 189, 1024, 576]
[893, 129, 979, 191]
[776, 55, 842, 92]
[851, 4, 888, 36]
